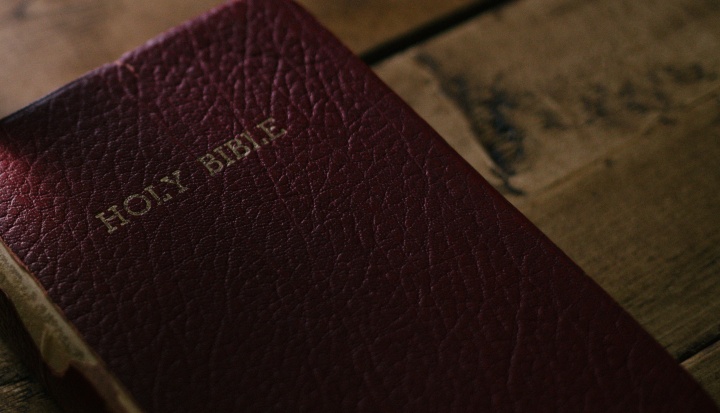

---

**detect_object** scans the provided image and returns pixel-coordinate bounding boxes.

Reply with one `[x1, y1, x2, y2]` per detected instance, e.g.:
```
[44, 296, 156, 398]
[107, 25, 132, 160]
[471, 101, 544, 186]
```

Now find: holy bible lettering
[94, 117, 287, 234]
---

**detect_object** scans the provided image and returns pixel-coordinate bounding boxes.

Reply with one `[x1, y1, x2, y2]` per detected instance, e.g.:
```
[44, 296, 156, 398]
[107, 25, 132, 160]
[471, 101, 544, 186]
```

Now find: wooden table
[1, 0, 718, 410]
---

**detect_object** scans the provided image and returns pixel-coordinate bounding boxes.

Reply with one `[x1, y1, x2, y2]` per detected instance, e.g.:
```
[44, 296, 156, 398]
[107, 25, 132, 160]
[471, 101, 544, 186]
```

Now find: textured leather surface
[0, 0, 717, 411]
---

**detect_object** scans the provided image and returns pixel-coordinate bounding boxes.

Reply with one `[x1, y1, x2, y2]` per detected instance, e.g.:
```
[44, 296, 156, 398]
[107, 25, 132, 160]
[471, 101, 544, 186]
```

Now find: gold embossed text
[95, 170, 189, 234]
[198, 117, 287, 176]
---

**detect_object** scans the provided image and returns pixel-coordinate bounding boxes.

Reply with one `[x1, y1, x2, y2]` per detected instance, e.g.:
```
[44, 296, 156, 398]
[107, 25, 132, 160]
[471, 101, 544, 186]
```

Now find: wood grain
[374, 0, 720, 400]
[520, 95, 720, 359]
[0, 0, 487, 118]
[378, 0, 720, 200]
[297, 0, 489, 56]
[685, 340, 720, 406]
[0, 340, 60, 412]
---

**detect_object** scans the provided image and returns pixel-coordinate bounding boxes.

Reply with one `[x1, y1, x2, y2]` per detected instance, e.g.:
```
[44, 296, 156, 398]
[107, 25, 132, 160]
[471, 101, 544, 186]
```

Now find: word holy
[197, 117, 287, 176]
[95, 170, 189, 234]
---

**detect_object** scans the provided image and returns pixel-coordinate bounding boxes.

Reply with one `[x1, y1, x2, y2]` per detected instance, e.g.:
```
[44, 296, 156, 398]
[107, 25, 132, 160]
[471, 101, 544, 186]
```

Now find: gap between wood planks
[360, 0, 514, 65]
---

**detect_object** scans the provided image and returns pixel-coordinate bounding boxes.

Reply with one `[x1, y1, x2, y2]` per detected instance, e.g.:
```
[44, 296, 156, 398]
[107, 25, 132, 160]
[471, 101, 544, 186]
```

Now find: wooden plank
[374, 0, 720, 400]
[0, 340, 61, 412]
[684, 340, 720, 406]
[521, 96, 720, 358]
[297, 0, 489, 56]
[376, 0, 720, 200]
[0, 0, 486, 118]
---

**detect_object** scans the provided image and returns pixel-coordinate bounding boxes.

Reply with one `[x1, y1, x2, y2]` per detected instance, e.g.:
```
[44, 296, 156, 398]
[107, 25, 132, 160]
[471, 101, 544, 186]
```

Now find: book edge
[0, 237, 144, 413]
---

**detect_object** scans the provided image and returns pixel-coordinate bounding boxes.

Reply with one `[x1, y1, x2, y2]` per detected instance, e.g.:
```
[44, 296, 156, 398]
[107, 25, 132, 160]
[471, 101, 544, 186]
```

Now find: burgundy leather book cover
[0, 0, 716, 412]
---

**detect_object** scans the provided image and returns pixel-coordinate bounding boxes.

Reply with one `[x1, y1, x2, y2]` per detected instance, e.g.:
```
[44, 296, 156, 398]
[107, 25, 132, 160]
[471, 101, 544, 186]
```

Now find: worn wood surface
[1, 0, 719, 410]
[685, 340, 720, 406]
[0, 339, 61, 412]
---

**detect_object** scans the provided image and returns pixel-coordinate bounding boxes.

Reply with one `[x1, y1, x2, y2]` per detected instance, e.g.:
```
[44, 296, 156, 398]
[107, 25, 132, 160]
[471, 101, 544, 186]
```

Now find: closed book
[0, 0, 716, 412]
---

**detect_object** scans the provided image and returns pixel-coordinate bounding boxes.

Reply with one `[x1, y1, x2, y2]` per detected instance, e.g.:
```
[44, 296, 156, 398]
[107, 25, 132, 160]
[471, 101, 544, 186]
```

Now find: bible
[0, 0, 717, 411]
